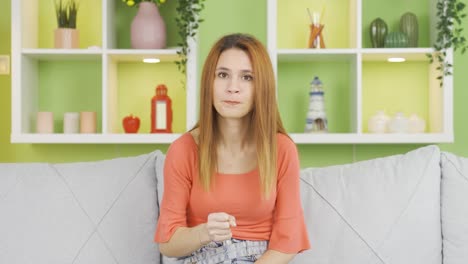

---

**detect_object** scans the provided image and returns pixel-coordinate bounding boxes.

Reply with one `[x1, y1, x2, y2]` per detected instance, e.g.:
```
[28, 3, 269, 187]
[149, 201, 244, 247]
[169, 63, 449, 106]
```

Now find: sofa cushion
[294, 145, 442, 264]
[440, 151, 468, 264]
[0, 150, 163, 264]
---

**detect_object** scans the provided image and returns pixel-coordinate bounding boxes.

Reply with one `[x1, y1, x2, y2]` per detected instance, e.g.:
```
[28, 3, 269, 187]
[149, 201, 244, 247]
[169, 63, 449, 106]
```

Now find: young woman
[155, 33, 310, 263]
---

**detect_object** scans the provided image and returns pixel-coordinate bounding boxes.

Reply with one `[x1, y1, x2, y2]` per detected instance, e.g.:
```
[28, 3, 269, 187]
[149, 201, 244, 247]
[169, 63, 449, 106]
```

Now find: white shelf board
[12, 133, 452, 144]
[22, 49, 102, 60]
[107, 48, 180, 62]
[11, 133, 182, 144]
[290, 133, 453, 144]
[278, 49, 357, 62]
[361, 48, 434, 61]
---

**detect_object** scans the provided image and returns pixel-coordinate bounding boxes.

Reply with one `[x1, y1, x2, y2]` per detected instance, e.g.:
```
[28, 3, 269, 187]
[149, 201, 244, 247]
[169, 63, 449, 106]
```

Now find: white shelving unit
[268, 0, 453, 144]
[11, 0, 198, 144]
[11, 0, 453, 144]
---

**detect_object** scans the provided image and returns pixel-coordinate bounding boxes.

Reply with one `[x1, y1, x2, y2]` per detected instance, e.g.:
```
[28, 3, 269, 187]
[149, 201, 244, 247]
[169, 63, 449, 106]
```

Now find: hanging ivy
[428, 0, 468, 87]
[175, 0, 206, 75]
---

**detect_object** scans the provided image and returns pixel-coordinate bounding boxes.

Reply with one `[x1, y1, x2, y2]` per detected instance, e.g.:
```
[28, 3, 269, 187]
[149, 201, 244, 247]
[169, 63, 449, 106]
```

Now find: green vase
[370, 18, 388, 48]
[400, 12, 419, 47]
[384, 32, 409, 48]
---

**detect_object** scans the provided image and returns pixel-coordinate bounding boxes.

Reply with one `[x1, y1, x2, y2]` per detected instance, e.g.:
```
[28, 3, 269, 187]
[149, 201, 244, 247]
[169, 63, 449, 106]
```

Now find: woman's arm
[159, 212, 236, 258]
[255, 249, 295, 264]
[159, 224, 208, 258]
[262, 135, 310, 258]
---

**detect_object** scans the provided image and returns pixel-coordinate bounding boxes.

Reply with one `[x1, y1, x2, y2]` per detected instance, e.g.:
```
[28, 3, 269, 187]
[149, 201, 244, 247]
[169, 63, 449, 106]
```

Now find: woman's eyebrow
[215, 67, 253, 73]
[216, 67, 231, 71]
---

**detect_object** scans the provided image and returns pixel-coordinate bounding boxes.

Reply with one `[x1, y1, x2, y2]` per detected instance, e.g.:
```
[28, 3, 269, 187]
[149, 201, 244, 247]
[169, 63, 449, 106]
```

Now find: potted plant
[429, 0, 468, 87]
[54, 0, 79, 49]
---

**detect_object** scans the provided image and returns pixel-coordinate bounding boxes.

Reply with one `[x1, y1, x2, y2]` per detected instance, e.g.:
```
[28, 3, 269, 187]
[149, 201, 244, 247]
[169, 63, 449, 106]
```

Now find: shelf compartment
[361, 0, 433, 48]
[277, 56, 358, 134]
[276, 0, 357, 49]
[18, 0, 102, 49]
[17, 55, 102, 134]
[361, 58, 445, 134]
[106, 56, 185, 135]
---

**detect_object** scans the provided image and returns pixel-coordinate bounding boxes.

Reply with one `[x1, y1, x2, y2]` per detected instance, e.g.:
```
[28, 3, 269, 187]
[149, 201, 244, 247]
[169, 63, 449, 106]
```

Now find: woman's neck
[217, 116, 253, 152]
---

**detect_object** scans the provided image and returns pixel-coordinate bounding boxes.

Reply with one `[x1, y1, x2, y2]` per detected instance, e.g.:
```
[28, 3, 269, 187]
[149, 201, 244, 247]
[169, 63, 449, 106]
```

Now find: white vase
[408, 114, 426, 133]
[368, 110, 390, 133]
[388, 112, 409, 133]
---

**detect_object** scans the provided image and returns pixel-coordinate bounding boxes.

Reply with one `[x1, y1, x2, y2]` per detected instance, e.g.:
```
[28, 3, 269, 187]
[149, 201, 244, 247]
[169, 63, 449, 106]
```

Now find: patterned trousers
[178, 238, 268, 264]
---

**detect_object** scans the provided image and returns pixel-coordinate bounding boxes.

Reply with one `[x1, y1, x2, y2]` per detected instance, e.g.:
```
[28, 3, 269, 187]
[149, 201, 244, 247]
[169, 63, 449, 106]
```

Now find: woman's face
[213, 48, 254, 120]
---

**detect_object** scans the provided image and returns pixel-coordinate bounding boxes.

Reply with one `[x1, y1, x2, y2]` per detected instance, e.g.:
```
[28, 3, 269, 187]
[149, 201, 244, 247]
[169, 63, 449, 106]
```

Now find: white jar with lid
[368, 110, 390, 133]
[388, 112, 409, 133]
[408, 114, 426, 133]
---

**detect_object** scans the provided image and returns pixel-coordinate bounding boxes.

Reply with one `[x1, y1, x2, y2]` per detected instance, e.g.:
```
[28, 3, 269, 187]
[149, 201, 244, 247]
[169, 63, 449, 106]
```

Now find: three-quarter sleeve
[154, 134, 195, 243]
[268, 134, 311, 253]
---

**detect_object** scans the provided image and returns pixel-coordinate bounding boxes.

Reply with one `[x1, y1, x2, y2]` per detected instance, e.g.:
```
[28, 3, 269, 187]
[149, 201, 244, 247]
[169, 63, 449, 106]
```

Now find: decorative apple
[122, 114, 140, 133]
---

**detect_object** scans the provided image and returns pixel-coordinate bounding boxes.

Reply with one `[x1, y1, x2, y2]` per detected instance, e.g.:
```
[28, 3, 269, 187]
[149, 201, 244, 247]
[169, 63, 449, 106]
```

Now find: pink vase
[131, 2, 166, 49]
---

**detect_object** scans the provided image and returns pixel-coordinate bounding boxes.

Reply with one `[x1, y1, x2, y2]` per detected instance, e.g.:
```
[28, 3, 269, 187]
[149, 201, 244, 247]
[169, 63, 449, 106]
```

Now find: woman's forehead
[216, 49, 252, 70]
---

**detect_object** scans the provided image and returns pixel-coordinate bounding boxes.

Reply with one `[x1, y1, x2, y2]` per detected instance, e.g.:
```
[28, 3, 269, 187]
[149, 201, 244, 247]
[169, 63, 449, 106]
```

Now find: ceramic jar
[408, 114, 426, 133]
[388, 112, 409, 133]
[36, 112, 54, 133]
[368, 110, 390, 133]
[80, 111, 97, 133]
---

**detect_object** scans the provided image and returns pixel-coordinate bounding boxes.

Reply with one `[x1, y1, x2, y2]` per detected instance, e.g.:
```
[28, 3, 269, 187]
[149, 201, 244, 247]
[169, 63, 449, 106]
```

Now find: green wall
[1, 0, 468, 166]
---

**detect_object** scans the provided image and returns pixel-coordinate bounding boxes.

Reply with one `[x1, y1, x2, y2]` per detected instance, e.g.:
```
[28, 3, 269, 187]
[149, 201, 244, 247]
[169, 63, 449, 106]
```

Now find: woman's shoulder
[168, 131, 198, 154]
[276, 132, 295, 149]
[276, 132, 298, 162]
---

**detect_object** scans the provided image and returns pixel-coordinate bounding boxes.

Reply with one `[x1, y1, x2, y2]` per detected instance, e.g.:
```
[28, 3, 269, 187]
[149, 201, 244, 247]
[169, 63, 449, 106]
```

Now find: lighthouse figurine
[305, 76, 328, 133]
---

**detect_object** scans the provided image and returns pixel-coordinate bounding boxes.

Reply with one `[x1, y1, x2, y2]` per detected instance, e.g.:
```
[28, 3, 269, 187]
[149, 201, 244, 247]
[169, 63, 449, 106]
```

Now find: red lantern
[151, 84, 172, 133]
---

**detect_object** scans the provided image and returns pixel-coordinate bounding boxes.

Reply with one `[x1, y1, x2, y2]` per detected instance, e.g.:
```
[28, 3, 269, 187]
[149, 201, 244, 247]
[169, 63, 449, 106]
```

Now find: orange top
[154, 133, 310, 253]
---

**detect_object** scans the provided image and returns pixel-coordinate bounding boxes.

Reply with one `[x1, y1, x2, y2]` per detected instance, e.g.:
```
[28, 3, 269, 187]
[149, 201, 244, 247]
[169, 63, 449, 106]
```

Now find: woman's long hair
[192, 33, 287, 198]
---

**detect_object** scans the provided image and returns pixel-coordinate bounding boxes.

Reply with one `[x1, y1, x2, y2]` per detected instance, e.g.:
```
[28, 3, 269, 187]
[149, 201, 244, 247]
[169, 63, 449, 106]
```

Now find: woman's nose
[227, 78, 240, 93]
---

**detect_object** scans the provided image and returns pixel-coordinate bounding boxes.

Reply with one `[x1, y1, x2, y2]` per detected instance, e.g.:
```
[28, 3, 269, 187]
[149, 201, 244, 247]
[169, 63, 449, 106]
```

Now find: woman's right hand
[200, 212, 237, 244]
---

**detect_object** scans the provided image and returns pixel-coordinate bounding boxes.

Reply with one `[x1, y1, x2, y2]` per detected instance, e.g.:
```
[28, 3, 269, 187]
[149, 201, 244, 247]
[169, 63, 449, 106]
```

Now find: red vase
[131, 2, 166, 49]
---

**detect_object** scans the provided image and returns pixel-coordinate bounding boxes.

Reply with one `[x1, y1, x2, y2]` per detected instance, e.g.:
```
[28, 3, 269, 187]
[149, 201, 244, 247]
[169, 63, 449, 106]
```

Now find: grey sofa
[0, 145, 467, 264]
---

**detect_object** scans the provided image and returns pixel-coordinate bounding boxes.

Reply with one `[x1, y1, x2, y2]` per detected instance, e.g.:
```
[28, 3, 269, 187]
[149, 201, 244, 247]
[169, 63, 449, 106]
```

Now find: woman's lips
[223, 100, 240, 106]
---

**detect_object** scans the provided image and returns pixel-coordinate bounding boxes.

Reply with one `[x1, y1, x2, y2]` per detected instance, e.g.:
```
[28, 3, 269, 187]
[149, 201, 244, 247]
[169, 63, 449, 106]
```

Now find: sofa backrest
[440, 151, 468, 264]
[294, 145, 442, 264]
[0, 150, 163, 264]
[3, 145, 468, 264]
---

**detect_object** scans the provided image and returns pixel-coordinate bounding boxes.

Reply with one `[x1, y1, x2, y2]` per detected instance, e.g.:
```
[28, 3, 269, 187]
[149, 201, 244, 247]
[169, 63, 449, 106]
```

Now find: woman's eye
[242, 75, 253, 81]
[217, 72, 228, 78]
